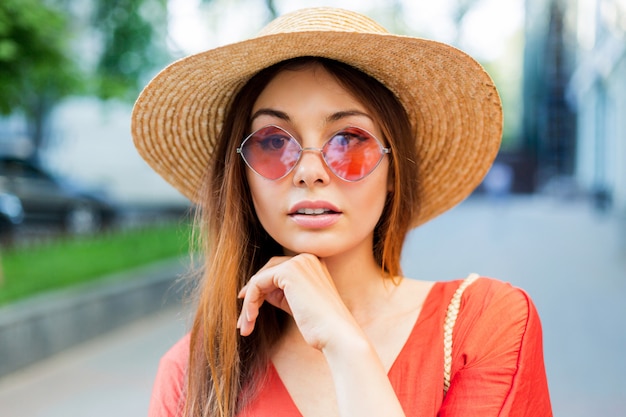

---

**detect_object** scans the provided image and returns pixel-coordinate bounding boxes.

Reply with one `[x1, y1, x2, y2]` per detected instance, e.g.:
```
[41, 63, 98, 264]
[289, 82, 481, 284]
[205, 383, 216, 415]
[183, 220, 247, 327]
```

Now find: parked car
[0, 156, 116, 235]
[0, 191, 24, 244]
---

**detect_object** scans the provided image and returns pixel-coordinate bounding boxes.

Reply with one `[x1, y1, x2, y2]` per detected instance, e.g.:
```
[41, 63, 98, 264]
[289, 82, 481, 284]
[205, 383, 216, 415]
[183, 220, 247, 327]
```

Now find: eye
[249, 126, 293, 152]
[258, 134, 290, 151]
[331, 128, 370, 147]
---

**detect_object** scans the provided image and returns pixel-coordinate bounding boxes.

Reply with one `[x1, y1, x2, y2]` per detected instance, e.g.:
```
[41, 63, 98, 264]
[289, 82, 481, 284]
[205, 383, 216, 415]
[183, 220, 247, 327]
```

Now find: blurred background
[0, 0, 624, 416]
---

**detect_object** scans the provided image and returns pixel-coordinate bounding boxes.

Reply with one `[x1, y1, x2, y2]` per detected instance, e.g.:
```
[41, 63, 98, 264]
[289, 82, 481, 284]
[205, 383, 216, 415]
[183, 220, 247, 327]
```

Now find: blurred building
[567, 0, 626, 213]
[522, 0, 625, 215]
[522, 0, 578, 194]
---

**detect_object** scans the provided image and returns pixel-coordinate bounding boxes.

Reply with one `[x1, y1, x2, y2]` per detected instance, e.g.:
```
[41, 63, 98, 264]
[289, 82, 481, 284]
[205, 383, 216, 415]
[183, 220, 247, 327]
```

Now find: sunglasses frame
[236, 124, 391, 182]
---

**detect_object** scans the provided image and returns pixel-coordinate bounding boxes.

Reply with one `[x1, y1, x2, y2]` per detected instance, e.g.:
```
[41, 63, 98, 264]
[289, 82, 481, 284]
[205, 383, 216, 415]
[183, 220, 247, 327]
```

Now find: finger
[238, 256, 291, 298]
[238, 284, 247, 299]
[238, 270, 282, 336]
[257, 256, 292, 273]
[238, 254, 321, 336]
[238, 277, 273, 336]
[265, 288, 291, 315]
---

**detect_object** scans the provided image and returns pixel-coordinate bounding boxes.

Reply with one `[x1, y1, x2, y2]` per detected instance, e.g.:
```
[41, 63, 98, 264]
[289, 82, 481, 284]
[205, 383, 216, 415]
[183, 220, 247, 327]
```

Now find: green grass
[0, 221, 192, 306]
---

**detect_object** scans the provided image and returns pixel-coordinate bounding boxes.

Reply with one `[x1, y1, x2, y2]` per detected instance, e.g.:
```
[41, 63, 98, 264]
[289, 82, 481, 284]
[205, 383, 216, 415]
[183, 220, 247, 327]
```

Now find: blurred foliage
[92, 0, 169, 100]
[0, 0, 168, 152]
[201, 0, 277, 18]
[0, 0, 79, 121]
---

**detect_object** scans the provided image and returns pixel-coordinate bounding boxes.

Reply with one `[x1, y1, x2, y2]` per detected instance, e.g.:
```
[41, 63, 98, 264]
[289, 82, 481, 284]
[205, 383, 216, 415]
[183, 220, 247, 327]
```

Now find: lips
[288, 201, 342, 228]
[288, 200, 341, 215]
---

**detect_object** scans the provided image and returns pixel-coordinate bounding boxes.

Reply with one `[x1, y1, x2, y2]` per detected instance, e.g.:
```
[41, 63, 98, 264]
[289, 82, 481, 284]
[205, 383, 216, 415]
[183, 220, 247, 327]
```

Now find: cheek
[347, 163, 390, 224]
[364, 185, 389, 224]
[247, 172, 281, 227]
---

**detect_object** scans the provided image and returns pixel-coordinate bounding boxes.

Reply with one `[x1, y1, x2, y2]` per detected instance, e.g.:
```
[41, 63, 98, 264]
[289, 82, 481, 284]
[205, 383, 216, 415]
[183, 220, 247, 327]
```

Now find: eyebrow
[250, 108, 373, 124]
[325, 110, 373, 123]
[250, 108, 290, 122]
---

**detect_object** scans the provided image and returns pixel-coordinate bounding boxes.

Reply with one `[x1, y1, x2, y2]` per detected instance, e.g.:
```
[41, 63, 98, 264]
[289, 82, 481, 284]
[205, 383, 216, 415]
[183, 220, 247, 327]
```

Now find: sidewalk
[0, 307, 188, 417]
[0, 196, 624, 416]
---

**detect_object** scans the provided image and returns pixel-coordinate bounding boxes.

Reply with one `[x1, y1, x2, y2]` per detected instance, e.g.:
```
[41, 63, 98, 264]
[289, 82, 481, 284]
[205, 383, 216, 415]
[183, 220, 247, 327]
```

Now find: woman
[132, 7, 552, 417]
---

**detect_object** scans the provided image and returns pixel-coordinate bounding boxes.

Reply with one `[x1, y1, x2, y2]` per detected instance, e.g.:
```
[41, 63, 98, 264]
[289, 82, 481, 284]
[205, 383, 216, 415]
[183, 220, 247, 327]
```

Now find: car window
[0, 160, 50, 180]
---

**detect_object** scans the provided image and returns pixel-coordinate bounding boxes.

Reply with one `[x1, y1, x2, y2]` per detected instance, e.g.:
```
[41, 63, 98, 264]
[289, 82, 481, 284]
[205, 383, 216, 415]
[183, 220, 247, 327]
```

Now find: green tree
[0, 0, 168, 156]
[200, 0, 277, 20]
[0, 0, 79, 151]
[91, 0, 169, 100]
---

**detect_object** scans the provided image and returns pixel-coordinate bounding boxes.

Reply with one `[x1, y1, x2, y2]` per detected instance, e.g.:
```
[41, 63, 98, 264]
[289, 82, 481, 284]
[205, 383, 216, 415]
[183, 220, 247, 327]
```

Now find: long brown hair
[184, 57, 420, 417]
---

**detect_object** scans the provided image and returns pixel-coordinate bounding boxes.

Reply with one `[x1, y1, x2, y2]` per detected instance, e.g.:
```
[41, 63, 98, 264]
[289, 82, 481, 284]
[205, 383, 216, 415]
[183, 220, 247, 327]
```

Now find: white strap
[443, 273, 480, 394]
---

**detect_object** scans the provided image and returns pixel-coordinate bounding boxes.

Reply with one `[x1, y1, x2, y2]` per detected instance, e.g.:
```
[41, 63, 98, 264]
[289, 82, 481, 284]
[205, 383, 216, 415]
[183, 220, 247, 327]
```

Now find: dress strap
[443, 273, 480, 394]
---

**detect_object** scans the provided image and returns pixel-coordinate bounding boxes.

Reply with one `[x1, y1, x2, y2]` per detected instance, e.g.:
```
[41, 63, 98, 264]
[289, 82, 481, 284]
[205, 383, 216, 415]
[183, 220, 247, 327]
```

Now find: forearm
[323, 330, 406, 417]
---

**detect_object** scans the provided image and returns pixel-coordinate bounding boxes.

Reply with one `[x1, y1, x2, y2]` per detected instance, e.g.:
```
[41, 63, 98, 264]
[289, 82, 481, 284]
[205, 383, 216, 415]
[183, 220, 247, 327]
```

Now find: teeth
[297, 208, 330, 215]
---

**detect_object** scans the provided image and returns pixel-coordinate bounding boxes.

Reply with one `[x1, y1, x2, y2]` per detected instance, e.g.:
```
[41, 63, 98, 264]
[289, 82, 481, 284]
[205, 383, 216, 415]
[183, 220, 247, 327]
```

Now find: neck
[321, 243, 399, 322]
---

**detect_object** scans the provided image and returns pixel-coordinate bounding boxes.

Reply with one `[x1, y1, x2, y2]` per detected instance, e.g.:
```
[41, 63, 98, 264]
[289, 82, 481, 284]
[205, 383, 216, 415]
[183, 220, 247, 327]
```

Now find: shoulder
[449, 276, 544, 362]
[422, 276, 537, 324]
[432, 275, 530, 308]
[441, 278, 552, 415]
[430, 276, 533, 318]
[148, 333, 190, 417]
[462, 276, 533, 312]
[158, 333, 191, 371]
[461, 276, 537, 324]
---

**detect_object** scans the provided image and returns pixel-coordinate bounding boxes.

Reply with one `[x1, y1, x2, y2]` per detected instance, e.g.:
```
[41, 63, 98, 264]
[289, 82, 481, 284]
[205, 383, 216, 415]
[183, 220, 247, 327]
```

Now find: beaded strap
[443, 273, 480, 394]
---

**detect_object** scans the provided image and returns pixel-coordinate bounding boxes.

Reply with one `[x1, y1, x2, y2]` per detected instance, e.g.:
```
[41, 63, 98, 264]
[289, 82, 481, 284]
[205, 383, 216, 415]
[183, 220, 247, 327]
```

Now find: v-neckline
[268, 281, 442, 416]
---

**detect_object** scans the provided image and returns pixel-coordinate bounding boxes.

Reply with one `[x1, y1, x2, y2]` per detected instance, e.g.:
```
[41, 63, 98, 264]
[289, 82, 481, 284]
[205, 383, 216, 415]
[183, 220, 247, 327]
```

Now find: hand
[237, 253, 357, 350]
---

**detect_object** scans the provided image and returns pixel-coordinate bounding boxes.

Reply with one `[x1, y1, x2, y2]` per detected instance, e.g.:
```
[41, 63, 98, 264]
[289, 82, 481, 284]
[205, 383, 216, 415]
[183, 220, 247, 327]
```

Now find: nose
[292, 148, 331, 186]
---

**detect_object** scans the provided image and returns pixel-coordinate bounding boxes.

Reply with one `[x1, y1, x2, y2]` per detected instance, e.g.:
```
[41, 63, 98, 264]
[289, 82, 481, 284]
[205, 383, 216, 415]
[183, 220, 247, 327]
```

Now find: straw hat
[132, 7, 502, 228]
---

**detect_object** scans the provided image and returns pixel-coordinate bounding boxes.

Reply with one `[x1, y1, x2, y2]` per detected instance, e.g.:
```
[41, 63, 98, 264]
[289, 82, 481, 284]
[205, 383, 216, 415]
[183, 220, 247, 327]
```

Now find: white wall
[46, 97, 188, 207]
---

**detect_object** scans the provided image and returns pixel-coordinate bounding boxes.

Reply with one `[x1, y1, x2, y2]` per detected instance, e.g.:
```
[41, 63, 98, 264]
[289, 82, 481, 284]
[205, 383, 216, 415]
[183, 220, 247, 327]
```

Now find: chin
[282, 243, 340, 258]
[278, 233, 372, 260]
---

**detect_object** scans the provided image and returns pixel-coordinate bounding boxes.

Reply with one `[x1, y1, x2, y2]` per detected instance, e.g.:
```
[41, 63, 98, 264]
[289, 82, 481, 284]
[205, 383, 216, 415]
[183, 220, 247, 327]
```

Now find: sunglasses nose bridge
[295, 146, 329, 169]
[300, 146, 324, 154]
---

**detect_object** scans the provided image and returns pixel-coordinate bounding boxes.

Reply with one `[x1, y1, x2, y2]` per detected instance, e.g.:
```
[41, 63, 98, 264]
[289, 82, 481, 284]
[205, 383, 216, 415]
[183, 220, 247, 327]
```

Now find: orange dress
[148, 278, 552, 416]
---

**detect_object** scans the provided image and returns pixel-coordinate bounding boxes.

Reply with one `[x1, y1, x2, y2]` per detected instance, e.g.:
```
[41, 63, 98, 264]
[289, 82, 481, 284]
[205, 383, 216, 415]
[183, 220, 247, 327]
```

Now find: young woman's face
[245, 64, 391, 259]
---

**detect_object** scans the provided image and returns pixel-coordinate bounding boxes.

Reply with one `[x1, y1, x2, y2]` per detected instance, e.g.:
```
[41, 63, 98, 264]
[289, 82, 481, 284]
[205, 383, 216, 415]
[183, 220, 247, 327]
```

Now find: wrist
[321, 326, 377, 369]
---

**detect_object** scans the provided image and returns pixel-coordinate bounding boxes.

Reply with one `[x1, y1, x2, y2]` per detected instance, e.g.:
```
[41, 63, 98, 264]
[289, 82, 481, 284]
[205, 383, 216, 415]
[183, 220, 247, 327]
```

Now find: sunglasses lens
[240, 126, 300, 179]
[324, 127, 385, 181]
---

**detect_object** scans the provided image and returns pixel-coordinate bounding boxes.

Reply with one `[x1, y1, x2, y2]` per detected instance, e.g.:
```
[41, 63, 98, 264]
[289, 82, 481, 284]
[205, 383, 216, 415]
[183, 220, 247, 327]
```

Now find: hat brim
[131, 31, 502, 228]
